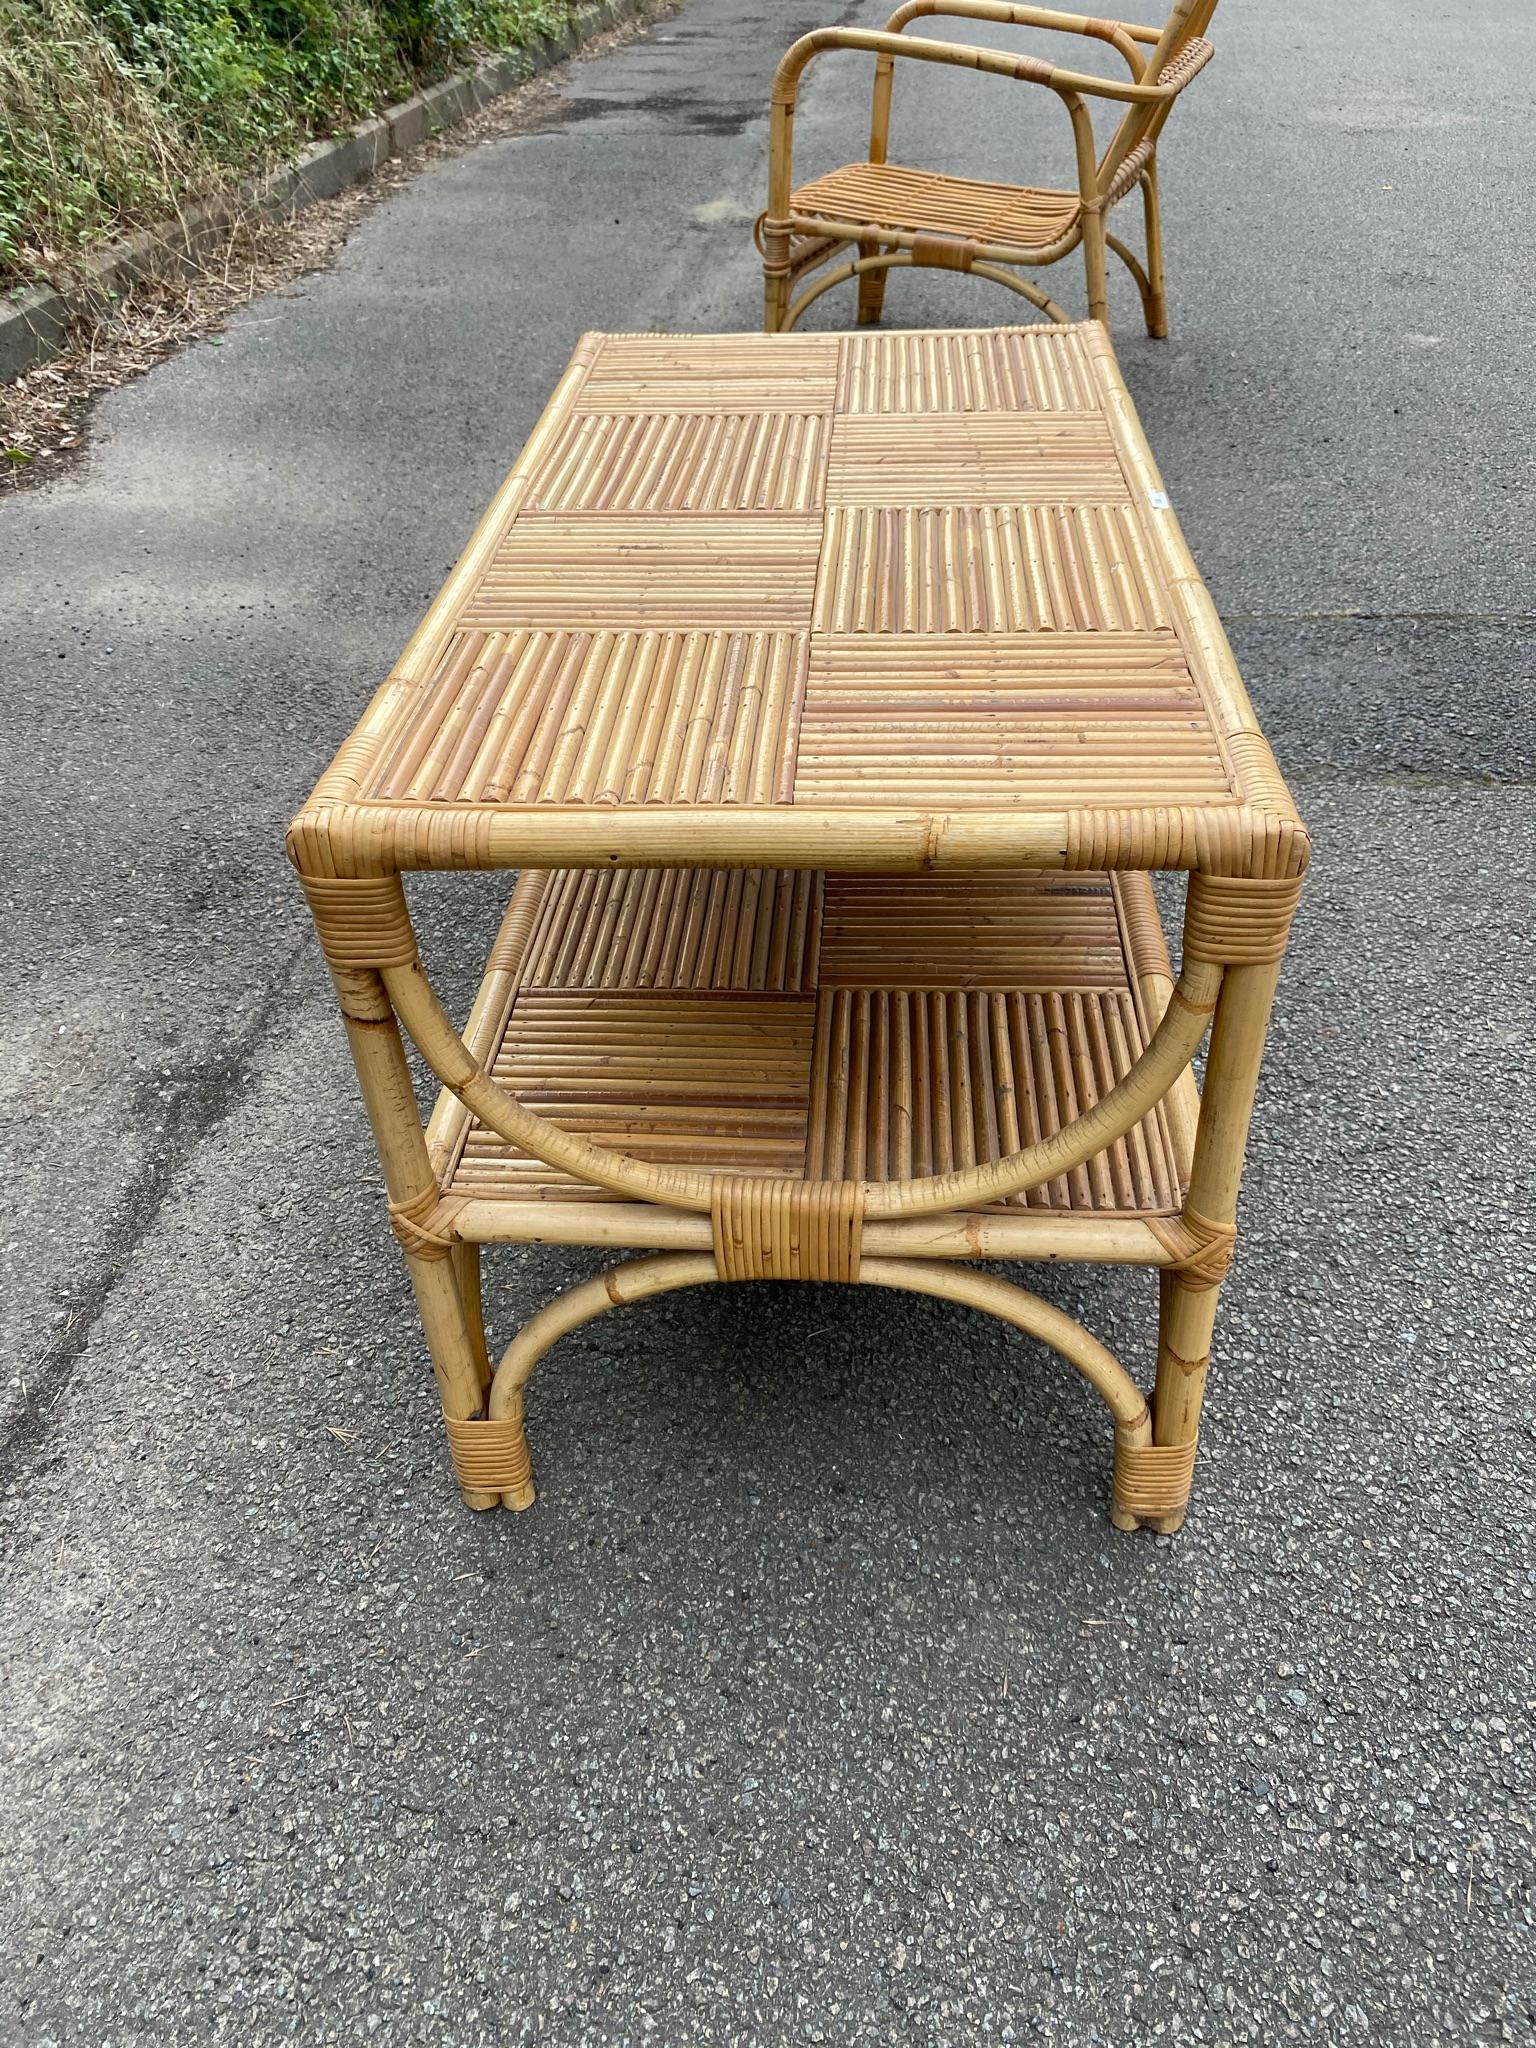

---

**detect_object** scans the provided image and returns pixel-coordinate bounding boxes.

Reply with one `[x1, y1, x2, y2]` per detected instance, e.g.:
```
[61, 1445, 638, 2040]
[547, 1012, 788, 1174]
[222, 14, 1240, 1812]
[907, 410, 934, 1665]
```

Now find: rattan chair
[760, 1, 1218, 336]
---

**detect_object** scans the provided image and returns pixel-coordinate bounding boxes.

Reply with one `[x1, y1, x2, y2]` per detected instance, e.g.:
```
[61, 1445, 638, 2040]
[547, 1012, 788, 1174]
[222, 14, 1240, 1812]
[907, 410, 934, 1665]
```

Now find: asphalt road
[3, 1, 1533, 2041]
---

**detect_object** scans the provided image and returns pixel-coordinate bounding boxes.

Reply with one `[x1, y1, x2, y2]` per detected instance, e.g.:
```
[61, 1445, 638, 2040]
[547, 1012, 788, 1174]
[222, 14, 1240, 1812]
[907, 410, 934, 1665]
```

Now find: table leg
[762, 224, 793, 332]
[337, 978, 499, 1509]
[1140, 953, 1287, 1532]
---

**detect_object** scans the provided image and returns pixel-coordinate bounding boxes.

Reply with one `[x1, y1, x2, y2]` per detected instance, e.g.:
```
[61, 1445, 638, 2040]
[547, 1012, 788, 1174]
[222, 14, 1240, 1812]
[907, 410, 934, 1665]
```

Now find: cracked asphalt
[2, 1, 1533, 2041]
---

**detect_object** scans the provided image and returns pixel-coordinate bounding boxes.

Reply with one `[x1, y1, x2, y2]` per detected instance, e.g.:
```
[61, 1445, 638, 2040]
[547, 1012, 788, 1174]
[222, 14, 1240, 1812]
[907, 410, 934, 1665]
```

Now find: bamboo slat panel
[573, 334, 842, 412]
[521, 867, 822, 991]
[797, 639, 1231, 807]
[364, 629, 807, 806]
[297, 326, 1304, 877]
[803, 987, 1181, 1213]
[824, 416, 1122, 506]
[817, 873, 1127, 988]
[526, 413, 829, 514]
[834, 329, 1097, 415]
[811, 508, 1172, 633]
[457, 517, 822, 631]
[451, 992, 817, 1199]
[446, 864, 1182, 1217]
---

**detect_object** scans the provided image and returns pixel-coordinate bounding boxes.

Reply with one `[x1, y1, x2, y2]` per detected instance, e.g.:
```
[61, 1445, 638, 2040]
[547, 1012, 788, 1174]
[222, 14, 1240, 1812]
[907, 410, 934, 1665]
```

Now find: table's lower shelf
[429, 865, 1195, 1245]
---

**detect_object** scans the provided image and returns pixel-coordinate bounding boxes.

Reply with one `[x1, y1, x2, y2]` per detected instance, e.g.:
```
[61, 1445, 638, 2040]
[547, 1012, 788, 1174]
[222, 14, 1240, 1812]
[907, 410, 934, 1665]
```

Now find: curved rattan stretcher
[759, 2, 1219, 337]
[289, 322, 1307, 1535]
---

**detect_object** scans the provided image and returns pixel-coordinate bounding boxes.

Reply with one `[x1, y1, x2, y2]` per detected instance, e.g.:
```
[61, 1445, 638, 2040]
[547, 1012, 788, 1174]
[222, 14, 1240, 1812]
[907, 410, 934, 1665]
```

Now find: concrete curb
[0, 0, 643, 386]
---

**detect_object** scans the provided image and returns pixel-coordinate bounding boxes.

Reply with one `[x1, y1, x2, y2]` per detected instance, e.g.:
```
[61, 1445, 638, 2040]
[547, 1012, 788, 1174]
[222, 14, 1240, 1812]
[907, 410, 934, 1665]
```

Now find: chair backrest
[1147, 0, 1219, 67]
[1100, 0, 1220, 192]
[1138, 0, 1219, 85]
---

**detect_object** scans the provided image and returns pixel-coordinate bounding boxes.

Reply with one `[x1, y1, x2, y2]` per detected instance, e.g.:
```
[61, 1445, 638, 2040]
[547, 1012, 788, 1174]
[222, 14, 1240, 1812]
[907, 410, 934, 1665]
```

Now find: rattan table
[290, 323, 1308, 1534]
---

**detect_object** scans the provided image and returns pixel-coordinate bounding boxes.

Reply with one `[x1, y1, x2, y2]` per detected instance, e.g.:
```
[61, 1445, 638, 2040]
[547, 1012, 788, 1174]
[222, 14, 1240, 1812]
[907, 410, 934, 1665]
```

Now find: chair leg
[762, 223, 793, 334]
[764, 268, 791, 334]
[453, 1240, 491, 1395]
[1141, 158, 1169, 339]
[856, 239, 888, 325]
[1082, 206, 1111, 328]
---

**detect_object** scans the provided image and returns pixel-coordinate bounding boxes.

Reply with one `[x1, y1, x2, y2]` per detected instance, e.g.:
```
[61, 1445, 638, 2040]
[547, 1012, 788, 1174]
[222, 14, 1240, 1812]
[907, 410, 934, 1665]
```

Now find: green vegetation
[0, 0, 577, 279]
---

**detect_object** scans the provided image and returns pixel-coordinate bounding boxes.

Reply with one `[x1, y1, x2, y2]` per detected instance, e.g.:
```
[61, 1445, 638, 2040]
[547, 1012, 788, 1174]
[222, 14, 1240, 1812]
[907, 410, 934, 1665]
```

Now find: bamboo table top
[290, 323, 1304, 883]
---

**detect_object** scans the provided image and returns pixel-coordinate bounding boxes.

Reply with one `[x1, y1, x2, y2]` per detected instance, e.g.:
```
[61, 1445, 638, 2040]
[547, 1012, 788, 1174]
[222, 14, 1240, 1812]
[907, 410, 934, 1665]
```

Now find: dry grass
[1, 193, 383, 489]
[0, 2, 674, 495]
[0, 0, 262, 274]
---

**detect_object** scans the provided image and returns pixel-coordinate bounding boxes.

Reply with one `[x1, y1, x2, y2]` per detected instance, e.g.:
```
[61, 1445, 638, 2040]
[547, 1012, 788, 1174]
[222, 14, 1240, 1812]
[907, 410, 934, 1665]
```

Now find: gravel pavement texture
[2, 2, 1533, 2042]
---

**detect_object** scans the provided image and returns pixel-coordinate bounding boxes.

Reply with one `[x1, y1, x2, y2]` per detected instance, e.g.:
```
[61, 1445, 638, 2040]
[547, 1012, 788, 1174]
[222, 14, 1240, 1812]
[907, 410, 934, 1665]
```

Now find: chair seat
[791, 161, 1084, 252]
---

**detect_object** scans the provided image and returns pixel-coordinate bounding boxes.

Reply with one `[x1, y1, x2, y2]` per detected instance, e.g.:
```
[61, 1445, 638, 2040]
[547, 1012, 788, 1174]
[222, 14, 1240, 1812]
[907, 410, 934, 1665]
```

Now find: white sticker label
[1148, 490, 1170, 510]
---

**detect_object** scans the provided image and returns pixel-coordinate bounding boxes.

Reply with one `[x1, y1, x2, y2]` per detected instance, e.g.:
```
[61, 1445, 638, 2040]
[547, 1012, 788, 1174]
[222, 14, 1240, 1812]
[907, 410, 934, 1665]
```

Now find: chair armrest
[1152, 32, 1213, 92]
[883, 3, 1146, 81]
[770, 26, 1177, 111]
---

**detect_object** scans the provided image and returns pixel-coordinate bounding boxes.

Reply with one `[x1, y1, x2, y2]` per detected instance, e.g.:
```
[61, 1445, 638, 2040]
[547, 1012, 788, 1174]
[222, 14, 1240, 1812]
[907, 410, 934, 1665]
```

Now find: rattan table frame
[289, 322, 1307, 1534]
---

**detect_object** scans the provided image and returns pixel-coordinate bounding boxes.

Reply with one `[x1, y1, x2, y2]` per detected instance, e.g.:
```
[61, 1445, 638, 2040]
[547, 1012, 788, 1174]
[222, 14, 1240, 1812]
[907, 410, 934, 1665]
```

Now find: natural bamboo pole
[885, 3, 1145, 78]
[785, 250, 1069, 331]
[339, 992, 497, 1507]
[453, 1240, 490, 1393]
[1141, 955, 1286, 1532]
[424, 872, 550, 1175]
[858, 1257, 1150, 1439]
[486, 1253, 719, 1508]
[772, 25, 1179, 111]
[1082, 203, 1110, 324]
[300, 799, 1305, 881]
[855, 238, 890, 324]
[1140, 157, 1168, 336]
[450, 1199, 1181, 1265]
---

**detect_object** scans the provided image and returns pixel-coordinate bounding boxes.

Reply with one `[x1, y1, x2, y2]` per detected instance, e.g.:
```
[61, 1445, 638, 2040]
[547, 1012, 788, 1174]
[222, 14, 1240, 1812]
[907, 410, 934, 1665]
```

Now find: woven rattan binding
[301, 874, 417, 969]
[1105, 134, 1156, 206]
[1150, 1208, 1237, 1288]
[388, 1187, 461, 1261]
[1183, 874, 1305, 966]
[712, 1177, 865, 1282]
[911, 230, 977, 272]
[1113, 1436, 1199, 1518]
[444, 1410, 533, 1498]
